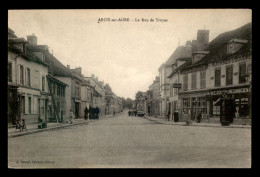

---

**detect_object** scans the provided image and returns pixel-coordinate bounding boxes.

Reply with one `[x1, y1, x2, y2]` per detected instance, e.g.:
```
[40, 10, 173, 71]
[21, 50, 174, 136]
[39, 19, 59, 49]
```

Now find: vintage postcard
[8, 9, 251, 168]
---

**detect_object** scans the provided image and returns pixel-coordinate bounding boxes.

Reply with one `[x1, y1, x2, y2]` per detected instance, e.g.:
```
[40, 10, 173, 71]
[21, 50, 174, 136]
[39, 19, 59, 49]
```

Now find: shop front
[208, 85, 251, 125]
[179, 90, 210, 122]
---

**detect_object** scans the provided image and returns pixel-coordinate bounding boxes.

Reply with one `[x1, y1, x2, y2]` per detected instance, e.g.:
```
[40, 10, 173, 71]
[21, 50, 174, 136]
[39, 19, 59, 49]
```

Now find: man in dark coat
[84, 107, 89, 120]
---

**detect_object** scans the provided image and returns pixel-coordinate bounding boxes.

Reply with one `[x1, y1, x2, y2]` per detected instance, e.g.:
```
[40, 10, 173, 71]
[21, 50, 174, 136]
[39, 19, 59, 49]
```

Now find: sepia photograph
[8, 9, 252, 168]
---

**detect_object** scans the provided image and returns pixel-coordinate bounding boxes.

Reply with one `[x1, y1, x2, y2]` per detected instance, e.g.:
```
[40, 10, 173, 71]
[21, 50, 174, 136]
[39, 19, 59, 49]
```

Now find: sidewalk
[8, 115, 104, 138]
[144, 115, 251, 129]
[8, 112, 124, 138]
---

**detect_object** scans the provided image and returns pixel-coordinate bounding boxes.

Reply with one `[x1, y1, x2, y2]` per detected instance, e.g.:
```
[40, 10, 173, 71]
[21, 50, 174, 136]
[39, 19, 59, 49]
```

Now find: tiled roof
[180, 22, 252, 71]
[45, 52, 73, 77]
[165, 46, 192, 65]
[27, 45, 48, 52]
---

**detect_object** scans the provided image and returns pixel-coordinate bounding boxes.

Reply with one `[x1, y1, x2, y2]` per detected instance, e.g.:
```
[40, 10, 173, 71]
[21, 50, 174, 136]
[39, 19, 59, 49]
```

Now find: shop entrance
[191, 98, 197, 120]
[75, 102, 79, 118]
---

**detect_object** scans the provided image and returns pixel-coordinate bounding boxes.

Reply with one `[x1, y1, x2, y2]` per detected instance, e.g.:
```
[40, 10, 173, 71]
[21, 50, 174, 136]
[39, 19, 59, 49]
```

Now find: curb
[8, 121, 89, 138]
[144, 116, 251, 129]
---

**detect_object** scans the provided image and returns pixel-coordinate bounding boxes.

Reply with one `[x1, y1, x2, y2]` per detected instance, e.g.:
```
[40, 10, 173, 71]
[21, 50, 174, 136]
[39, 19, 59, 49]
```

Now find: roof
[44, 52, 73, 77]
[8, 41, 49, 67]
[8, 38, 28, 44]
[165, 46, 192, 65]
[27, 45, 48, 52]
[180, 22, 252, 71]
[46, 74, 68, 86]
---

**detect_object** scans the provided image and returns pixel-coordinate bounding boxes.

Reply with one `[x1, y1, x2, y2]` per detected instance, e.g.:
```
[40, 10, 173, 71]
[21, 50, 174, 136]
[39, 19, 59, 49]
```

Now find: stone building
[178, 22, 252, 125]
[8, 29, 50, 125]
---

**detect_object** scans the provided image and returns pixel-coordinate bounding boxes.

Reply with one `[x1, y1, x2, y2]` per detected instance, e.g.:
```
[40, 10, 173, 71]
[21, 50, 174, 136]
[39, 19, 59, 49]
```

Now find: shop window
[215, 68, 221, 86]
[239, 63, 247, 83]
[191, 72, 197, 90]
[183, 74, 188, 91]
[8, 62, 12, 82]
[200, 70, 206, 88]
[213, 105, 220, 116]
[234, 93, 249, 118]
[182, 98, 190, 114]
[226, 65, 233, 85]
[198, 97, 207, 114]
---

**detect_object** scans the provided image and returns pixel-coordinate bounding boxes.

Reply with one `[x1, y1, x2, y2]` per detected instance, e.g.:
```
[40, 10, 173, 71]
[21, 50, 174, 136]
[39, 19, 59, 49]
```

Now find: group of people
[84, 106, 100, 120]
[128, 109, 137, 116]
[167, 111, 179, 122]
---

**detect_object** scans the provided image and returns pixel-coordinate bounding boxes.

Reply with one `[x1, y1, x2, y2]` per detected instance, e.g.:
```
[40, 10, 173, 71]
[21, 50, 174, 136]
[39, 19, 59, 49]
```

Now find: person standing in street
[84, 107, 89, 120]
[69, 109, 74, 124]
[128, 110, 131, 116]
[197, 111, 202, 123]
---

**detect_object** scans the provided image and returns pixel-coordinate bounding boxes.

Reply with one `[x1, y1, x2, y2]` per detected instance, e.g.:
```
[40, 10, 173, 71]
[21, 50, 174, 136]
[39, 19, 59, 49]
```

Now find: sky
[8, 9, 252, 99]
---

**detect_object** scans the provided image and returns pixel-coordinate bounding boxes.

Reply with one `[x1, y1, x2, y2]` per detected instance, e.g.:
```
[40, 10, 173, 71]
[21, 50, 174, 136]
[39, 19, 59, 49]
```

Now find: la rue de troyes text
[98, 18, 168, 23]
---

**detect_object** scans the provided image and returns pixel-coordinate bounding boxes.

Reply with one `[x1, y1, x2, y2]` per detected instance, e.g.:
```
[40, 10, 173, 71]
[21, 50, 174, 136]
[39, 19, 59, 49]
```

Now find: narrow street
[8, 111, 251, 168]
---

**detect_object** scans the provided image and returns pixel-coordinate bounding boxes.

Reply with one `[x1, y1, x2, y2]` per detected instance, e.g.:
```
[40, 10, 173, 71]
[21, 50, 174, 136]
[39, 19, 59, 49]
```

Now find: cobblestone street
[8, 111, 251, 168]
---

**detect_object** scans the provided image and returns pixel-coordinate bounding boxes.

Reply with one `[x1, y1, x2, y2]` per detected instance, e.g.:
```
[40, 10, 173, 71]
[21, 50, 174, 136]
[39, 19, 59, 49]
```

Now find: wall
[55, 76, 72, 120]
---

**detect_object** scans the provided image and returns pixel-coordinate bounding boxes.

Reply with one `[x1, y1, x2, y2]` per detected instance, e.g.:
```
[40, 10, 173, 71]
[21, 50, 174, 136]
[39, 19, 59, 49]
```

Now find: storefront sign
[181, 64, 207, 74]
[209, 87, 249, 96]
[172, 83, 182, 88]
[211, 56, 250, 67]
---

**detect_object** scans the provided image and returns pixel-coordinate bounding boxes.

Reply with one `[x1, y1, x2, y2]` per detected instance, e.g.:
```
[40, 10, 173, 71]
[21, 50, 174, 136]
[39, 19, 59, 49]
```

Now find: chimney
[197, 30, 209, 50]
[67, 65, 70, 69]
[27, 34, 37, 45]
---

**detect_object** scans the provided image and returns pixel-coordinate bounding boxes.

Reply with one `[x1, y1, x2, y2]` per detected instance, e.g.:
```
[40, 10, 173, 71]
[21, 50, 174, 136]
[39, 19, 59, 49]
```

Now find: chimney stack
[27, 34, 37, 45]
[197, 30, 210, 51]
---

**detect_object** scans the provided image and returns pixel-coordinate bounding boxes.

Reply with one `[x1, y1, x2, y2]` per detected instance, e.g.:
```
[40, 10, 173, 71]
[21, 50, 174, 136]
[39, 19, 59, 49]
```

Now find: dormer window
[227, 39, 248, 54]
[192, 51, 209, 64]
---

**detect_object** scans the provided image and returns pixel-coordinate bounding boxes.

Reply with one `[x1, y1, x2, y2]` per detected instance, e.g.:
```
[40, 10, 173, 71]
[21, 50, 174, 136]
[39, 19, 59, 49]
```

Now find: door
[191, 97, 197, 120]
[75, 102, 79, 118]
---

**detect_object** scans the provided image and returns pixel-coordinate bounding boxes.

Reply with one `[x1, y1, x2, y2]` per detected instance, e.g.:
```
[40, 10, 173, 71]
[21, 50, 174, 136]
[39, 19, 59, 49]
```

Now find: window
[57, 85, 60, 97]
[226, 65, 233, 85]
[42, 76, 45, 91]
[28, 97, 31, 114]
[53, 84, 56, 95]
[183, 74, 188, 91]
[200, 70, 206, 88]
[8, 62, 12, 82]
[182, 98, 190, 114]
[215, 68, 221, 86]
[191, 72, 197, 90]
[21, 96, 25, 114]
[27, 68, 31, 86]
[239, 63, 247, 83]
[174, 81, 178, 96]
[20, 65, 24, 85]
[197, 97, 207, 114]
[170, 84, 173, 97]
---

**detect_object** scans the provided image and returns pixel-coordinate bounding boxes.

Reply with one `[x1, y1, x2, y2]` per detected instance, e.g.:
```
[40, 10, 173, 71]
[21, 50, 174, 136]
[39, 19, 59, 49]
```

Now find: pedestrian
[113, 111, 115, 116]
[84, 107, 89, 120]
[168, 111, 170, 121]
[69, 109, 74, 124]
[128, 110, 131, 116]
[96, 106, 100, 119]
[197, 111, 202, 123]
[134, 109, 137, 116]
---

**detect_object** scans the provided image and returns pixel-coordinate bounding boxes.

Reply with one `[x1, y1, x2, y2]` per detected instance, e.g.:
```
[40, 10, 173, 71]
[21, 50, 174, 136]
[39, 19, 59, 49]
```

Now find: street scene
[8, 111, 251, 168]
[8, 9, 252, 168]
